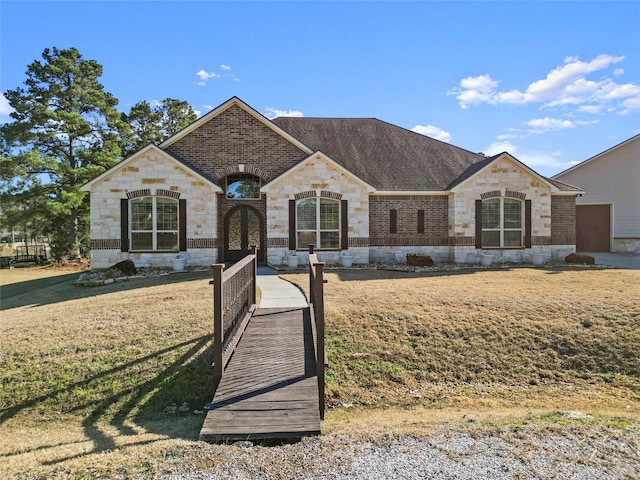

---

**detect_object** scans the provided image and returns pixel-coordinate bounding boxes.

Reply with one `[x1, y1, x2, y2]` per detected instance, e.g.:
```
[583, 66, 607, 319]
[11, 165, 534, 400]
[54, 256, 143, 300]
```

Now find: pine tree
[2, 47, 125, 259]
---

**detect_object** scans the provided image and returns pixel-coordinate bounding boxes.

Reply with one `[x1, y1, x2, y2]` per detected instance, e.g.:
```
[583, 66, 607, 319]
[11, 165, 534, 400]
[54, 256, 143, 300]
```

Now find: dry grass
[1, 265, 638, 478]
[282, 267, 640, 415]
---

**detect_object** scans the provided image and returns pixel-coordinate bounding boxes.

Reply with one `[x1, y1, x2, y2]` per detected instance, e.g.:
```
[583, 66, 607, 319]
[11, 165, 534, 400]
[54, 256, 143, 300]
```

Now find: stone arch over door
[224, 205, 263, 262]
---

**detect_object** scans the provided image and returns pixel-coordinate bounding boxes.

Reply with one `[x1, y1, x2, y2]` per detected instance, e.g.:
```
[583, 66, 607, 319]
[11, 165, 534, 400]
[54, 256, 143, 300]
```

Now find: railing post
[308, 244, 315, 305]
[251, 245, 257, 306]
[212, 263, 224, 380]
[313, 260, 325, 420]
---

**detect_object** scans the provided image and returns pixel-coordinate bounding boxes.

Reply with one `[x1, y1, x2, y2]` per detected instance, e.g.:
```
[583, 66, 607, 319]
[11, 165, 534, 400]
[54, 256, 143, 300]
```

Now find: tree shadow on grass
[0, 270, 213, 310]
[0, 334, 218, 467]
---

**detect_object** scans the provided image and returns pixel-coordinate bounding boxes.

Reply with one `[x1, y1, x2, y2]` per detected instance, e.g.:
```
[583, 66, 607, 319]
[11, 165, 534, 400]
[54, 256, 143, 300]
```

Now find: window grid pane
[503, 199, 522, 228]
[131, 198, 153, 231]
[130, 197, 179, 252]
[296, 197, 340, 249]
[297, 199, 317, 230]
[482, 199, 500, 229]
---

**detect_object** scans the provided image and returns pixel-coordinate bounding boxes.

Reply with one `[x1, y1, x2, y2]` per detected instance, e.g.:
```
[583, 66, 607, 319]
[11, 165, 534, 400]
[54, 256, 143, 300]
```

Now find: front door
[225, 207, 261, 262]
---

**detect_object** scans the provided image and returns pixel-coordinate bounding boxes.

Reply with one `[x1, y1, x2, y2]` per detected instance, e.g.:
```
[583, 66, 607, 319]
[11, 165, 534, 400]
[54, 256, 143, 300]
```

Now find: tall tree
[2, 47, 125, 259]
[121, 98, 197, 156]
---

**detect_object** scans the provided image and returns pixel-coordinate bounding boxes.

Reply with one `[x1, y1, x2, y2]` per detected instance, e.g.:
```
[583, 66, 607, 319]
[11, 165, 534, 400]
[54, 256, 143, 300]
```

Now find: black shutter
[120, 199, 129, 252]
[179, 199, 187, 251]
[289, 199, 296, 250]
[475, 200, 482, 249]
[417, 209, 425, 234]
[341, 199, 348, 250]
[524, 199, 532, 248]
[390, 209, 397, 234]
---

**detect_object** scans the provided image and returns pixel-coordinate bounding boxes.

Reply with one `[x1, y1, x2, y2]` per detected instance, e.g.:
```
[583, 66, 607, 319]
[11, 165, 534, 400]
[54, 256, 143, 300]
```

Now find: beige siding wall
[554, 137, 639, 241]
[88, 150, 218, 268]
[264, 155, 370, 264]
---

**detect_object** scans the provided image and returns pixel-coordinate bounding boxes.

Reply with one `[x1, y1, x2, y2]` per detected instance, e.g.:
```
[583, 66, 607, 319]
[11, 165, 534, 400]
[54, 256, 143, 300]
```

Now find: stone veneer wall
[449, 156, 556, 263]
[88, 150, 218, 269]
[164, 105, 309, 184]
[264, 154, 370, 265]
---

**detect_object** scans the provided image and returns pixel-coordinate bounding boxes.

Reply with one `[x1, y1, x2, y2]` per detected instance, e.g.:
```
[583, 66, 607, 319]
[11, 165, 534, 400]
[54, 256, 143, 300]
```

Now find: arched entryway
[224, 206, 262, 262]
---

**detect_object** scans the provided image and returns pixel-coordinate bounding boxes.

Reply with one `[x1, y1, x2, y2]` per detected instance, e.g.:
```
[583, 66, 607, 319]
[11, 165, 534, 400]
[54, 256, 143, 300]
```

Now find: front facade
[82, 97, 582, 269]
[553, 135, 640, 253]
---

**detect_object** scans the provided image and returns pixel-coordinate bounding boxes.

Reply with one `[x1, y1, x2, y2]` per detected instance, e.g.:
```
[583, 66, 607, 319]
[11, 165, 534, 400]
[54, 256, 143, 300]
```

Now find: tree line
[0, 47, 197, 260]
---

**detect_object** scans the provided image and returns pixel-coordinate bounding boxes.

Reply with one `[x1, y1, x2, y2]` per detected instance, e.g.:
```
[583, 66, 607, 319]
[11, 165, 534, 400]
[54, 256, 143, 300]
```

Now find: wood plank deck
[199, 307, 321, 442]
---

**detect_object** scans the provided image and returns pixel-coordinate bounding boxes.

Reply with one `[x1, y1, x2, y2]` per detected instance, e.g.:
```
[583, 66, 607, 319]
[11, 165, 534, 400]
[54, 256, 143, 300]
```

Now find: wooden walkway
[199, 307, 321, 442]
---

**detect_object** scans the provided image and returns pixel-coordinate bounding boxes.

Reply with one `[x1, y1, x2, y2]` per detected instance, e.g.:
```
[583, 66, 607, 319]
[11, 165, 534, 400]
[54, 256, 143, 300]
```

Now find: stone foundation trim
[91, 239, 121, 250]
[449, 236, 475, 246]
[370, 235, 449, 246]
[126, 189, 151, 199]
[187, 238, 218, 249]
[348, 237, 370, 247]
[268, 237, 290, 248]
[550, 235, 576, 245]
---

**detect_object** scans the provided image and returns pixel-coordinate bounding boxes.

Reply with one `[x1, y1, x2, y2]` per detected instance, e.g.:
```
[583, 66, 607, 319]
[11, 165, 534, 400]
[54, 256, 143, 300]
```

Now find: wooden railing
[308, 245, 327, 419]
[211, 249, 258, 380]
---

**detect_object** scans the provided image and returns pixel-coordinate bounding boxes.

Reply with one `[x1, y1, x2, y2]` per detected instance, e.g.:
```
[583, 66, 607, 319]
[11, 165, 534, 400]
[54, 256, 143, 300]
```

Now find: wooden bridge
[199, 247, 326, 442]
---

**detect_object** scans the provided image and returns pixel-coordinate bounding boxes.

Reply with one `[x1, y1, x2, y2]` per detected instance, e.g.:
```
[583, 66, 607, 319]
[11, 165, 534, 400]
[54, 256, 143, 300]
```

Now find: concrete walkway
[256, 266, 308, 308]
[578, 252, 640, 270]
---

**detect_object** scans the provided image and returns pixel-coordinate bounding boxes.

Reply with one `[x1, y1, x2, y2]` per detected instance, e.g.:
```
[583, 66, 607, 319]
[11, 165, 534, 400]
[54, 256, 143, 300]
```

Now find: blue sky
[2, 1, 639, 177]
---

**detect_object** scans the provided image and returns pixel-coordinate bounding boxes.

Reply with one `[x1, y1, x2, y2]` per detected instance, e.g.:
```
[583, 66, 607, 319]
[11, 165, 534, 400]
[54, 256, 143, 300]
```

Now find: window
[226, 174, 260, 199]
[296, 198, 340, 249]
[130, 196, 179, 251]
[482, 198, 522, 247]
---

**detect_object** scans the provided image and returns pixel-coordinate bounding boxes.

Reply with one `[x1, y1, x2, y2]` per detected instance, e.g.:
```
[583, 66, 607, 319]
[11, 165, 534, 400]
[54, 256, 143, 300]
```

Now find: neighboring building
[553, 135, 640, 253]
[81, 97, 582, 269]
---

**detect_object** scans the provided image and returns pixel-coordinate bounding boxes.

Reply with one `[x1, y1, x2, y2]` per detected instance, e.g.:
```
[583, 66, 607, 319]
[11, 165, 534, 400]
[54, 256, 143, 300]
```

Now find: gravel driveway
[153, 426, 639, 480]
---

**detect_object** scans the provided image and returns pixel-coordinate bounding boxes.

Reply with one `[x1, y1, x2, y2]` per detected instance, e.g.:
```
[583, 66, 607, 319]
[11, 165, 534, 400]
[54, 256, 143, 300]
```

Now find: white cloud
[0, 93, 15, 118]
[485, 140, 518, 157]
[614, 68, 624, 76]
[485, 139, 580, 174]
[264, 107, 304, 119]
[195, 69, 220, 86]
[220, 64, 231, 71]
[524, 117, 575, 134]
[496, 133, 517, 140]
[449, 54, 639, 114]
[411, 124, 452, 142]
[619, 96, 640, 115]
[578, 105, 603, 114]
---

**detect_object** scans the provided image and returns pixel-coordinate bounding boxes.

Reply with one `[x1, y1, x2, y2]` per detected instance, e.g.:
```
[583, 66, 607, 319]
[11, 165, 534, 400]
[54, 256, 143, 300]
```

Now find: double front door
[225, 207, 261, 262]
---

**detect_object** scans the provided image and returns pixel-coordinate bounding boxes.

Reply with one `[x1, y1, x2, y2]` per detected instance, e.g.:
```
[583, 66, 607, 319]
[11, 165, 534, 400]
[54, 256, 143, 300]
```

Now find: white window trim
[296, 196, 341, 250]
[482, 197, 523, 248]
[130, 196, 179, 252]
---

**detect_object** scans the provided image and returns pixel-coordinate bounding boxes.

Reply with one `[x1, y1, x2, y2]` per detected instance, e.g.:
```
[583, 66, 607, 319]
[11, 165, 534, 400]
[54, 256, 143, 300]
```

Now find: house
[81, 96, 583, 269]
[552, 134, 640, 254]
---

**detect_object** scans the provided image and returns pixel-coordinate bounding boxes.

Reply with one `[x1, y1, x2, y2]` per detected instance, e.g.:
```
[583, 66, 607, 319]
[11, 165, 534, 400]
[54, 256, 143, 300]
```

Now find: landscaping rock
[565, 253, 595, 265]
[406, 254, 434, 267]
[109, 259, 137, 275]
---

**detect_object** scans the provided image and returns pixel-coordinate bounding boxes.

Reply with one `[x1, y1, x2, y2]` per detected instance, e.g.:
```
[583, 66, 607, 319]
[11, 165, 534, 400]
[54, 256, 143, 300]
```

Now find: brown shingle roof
[272, 117, 485, 191]
[273, 117, 581, 192]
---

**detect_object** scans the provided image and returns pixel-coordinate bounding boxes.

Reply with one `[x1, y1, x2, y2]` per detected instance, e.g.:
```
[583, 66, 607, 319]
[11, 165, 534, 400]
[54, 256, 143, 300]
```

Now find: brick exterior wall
[551, 196, 576, 245]
[369, 195, 448, 245]
[164, 104, 309, 186]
